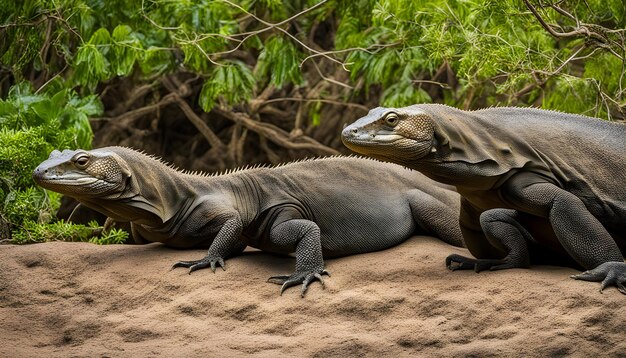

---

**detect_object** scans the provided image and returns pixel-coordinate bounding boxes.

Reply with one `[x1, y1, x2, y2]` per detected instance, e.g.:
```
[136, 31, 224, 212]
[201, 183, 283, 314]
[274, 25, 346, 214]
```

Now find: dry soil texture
[1, 236, 625, 357]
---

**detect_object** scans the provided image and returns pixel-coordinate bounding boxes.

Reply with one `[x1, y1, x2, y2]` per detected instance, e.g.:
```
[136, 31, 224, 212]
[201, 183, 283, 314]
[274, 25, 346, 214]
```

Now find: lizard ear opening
[434, 130, 449, 148]
[112, 153, 132, 178]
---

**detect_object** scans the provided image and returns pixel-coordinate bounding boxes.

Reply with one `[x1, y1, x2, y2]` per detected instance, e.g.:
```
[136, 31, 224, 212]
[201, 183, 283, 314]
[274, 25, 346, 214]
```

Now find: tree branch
[212, 107, 339, 156]
[173, 96, 226, 150]
[523, 0, 625, 60]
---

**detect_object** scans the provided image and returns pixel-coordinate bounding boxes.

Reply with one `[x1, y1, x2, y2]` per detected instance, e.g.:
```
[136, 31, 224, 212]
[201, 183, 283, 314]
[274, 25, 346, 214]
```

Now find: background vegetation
[1, 0, 624, 243]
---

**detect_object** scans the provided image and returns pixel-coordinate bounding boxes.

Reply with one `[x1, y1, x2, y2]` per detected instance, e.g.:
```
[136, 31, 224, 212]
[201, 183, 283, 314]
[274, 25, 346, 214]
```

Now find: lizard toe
[279, 277, 304, 296]
[446, 253, 520, 273]
[571, 261, 626, 295]
[171, 256, 226, 274]
[269, 268, 329, 297]
[171, 260, 196, 270]
[190, 261, 212, 274]
[446, 254, 483, 271]
[267, 275, 290, 285]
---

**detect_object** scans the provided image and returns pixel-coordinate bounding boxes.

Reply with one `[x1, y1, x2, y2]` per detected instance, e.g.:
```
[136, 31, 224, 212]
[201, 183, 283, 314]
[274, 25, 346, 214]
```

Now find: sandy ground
[1, 236, 625, 357]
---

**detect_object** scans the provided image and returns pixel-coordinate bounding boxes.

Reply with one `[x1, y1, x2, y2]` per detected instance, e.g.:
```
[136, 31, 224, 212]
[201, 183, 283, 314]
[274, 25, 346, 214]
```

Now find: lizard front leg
[446, 198, 509, 271]
[266, 219, 329, 297]
[172, 214, 246, 273]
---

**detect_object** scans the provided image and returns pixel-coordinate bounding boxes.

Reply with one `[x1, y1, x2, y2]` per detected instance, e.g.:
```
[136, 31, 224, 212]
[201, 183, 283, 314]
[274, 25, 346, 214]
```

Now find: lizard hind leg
[447, 208, 532, 272]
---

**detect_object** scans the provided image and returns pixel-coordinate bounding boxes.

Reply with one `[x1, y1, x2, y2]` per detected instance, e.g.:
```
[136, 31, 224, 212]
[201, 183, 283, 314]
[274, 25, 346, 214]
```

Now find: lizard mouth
[341, 133, 408, 147]
[33, 168, 100, 185]
[32, 168, 106, 192]
[36, 177, 100, 186]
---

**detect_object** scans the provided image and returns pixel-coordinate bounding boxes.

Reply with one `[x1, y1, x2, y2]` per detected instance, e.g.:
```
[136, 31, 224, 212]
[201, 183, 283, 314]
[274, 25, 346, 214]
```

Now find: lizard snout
[32, 166, 48, 183]
[32, 164, 60, 183]
[341, 125, 360, 139]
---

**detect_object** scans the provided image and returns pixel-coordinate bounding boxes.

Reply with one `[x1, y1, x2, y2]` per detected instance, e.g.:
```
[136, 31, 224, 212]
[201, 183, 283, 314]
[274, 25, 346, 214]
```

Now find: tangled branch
[523, 0, 625, 61]
[212, 107, 340, 156]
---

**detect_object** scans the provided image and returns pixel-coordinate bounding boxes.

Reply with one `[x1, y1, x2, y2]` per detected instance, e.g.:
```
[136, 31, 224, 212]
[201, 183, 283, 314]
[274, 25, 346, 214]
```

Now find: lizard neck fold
[414, 104, 531, 180]
[88, 147, 201, 225]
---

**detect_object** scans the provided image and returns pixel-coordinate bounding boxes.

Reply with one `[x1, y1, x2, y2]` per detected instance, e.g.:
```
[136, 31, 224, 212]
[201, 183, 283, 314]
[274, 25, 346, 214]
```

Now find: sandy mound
[1, 236, 624, 357]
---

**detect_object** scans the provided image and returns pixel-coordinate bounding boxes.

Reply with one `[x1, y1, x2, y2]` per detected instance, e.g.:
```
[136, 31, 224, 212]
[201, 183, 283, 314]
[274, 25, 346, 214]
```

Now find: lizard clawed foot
[171, 256, 226, 274]
[570, 261, 626, 295]
[267, 269, 330, 297]
[446, 253, 523, 273]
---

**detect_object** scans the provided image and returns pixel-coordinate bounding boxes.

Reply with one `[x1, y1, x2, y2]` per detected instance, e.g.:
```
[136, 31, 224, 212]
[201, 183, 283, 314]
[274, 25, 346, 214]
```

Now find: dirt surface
[1, 236, 624, 357]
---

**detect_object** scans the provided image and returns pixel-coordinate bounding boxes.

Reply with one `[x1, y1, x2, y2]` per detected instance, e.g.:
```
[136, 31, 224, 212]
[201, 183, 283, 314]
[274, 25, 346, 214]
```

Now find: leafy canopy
[1, 0, 624, 243]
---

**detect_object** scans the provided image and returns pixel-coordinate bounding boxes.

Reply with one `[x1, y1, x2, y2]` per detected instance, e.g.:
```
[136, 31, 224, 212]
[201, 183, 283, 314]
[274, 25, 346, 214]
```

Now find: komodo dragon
[342, 104, 626, 294]
[33, 146, 463, 296]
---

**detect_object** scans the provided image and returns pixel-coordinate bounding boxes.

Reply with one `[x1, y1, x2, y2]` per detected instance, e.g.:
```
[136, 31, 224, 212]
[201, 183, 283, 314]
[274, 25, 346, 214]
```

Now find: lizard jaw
[341, 131, 431, 163]
[36, 177, 100, 186]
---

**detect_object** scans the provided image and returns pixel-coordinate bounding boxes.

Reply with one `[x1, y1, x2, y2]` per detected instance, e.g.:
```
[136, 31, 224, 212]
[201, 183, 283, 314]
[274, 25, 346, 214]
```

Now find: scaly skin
[33, 146, 464, 296]
[342, 104, 626, 294]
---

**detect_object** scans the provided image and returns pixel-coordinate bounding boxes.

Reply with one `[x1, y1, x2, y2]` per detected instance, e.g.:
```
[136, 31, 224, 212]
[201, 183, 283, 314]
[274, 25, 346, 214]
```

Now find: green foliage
[0, 82, 116, 244]
[382, 80, 431, 108]
[584, 53, 623, 96]
[89, 227, 129, 245]
[10, 220, 128, 244]
[0, 128, 51, 189]
[199, 60, 256, 111]
[335, 0, 625, 113]
[542, 76, 600, 117]
[2, 0, 625, 243]
[256, 36, 304, 88]
[3, 187, 49, 224]
[308, 100, 322, 126]
[3, 0, 624, 117]
[0, 82, 97, 190]
[73, 25, 147, 90]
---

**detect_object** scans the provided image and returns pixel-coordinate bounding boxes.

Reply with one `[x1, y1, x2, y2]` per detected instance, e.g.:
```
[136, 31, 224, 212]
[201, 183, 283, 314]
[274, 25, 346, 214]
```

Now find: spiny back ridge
[110, 147, 391, 178]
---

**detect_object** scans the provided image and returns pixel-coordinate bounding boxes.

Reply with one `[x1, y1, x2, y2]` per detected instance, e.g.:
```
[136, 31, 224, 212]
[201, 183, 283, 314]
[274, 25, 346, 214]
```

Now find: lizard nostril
[351, 128, 358, 135]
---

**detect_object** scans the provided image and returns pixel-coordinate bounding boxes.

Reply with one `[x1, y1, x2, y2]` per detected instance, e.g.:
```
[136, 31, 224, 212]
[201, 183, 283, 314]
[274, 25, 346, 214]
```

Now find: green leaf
[69, 94, 104, 117]
[30, 89, 67, 123]
[89, 28, 112, 46]
[199, 77, 224, 113]
[90, 228, 129, 245]
[111, 25, 142, 76]
[308, 100, 322, 126]
[381, 80, 431, 108]
[199, 60, 255, 112]
[584, 53, 624, 94]
[73, 45, 111, 90]
[140, 47, 174, 75]
[0, 100, 18, 124]
[542, 76, 599, 117]
[9, 82, 44, 111]
[255, 36, 304, 88]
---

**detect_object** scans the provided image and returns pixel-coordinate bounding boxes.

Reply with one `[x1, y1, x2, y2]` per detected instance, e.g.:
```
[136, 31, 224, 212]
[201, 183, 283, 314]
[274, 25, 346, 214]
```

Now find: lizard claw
[570, 261, 626, 295]
[446, 253, 515, 273]
[268, 269, 330, 297]
[172, 256, 226, 274]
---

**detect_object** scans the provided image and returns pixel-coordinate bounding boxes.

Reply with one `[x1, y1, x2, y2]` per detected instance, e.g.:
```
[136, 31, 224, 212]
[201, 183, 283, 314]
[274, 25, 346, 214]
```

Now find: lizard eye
[73, 154, 90, 167]
[384, 113, 399, 127]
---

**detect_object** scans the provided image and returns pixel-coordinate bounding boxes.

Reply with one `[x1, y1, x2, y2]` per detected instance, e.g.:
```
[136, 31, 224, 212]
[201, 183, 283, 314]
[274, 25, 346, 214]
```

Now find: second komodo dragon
[342, 104, 626, 294]
[33, 146, 463, 296]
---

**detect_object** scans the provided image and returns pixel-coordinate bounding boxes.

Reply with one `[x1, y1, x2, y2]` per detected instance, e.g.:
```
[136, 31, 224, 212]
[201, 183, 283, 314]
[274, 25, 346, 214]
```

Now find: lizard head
[341, 106, 436, 163]
[33, 149, 133, 199]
